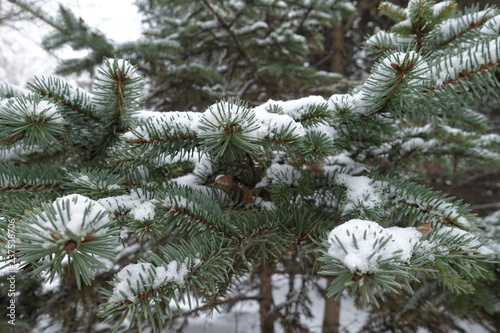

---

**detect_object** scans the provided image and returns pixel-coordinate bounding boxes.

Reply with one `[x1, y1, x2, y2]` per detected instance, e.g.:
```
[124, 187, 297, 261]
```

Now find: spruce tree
[6, 0, 356, 110]
[1, 0, 499, 332]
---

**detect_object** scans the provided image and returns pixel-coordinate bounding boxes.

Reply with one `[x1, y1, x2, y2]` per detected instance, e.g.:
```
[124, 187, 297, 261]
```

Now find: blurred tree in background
[6, 0, 357, 110]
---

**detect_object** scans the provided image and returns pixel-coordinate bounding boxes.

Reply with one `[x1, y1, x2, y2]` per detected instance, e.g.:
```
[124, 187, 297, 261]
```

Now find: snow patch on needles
[4, 96, 64, 124]
[436, 226, 494, 256]
[108, 262, 155, 304]
[263, 95, 327, 120]
[108, 258, 201, 305]
[431, 37, 500, 86]
[95, 58, 141, 84]
[328, 94, 358, 114]
[253, 100, 306, 137]
[336, 174, 381, 211]
[435, 8, 497, 41]
[130, 201, 156, 221]
[327, 219, 422, 273]
[354, 51, 429, 113]
[29, 194, 110, 248]
[480, 15, 500, 35]
[432, 1, 453, 16]
[27, 100, 63, 123]
[98, 188, 157, 221]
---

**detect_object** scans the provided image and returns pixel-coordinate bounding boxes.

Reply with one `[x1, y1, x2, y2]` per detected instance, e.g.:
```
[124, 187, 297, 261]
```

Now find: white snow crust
[327, 219, 422, 273]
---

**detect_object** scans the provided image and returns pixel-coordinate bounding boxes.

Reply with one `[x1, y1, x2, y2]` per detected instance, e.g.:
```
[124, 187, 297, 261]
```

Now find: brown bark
[322, 276, 341, 333]
[330, 24, 345, 75]
[259, 269, 275, 333]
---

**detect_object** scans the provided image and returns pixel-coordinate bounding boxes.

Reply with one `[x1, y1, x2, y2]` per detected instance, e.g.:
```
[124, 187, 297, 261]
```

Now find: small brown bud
[83, 236, 95, 243]
[416, 222, 432, 235]
[64, 240, 77, 251]
[390, 63, 401, 71]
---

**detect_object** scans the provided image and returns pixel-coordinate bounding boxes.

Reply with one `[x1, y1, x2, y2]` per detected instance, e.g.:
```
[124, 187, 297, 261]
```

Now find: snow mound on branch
[327, 219, 422, 273]
[30, 194, 109, 248]
[335, 174, 381, 211]
[98, 188, 157, 221]
[108, 258, 201, 305]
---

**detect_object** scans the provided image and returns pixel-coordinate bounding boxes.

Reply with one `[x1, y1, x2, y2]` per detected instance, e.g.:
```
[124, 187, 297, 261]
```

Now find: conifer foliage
[7, 0, 356, 110]
[1, 0, 500, 332]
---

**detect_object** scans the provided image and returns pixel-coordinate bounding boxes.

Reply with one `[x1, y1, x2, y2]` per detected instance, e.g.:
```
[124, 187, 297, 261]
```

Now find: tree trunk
[330, 24, 345, 75]
[322, 276, 341, 333]
[259, 269, 275, 333]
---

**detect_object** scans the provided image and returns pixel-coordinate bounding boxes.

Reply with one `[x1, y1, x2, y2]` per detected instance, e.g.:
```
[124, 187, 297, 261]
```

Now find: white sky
[0, 0, 141, 86]
[57, 0, 142, 43]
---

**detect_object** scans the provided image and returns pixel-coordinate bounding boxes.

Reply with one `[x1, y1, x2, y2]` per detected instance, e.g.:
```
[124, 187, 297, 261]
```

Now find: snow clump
[327, 219, 422, 273]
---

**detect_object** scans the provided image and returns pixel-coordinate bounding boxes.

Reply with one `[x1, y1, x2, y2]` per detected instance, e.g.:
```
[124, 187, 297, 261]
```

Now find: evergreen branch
[380, 178, 475, 229]
[412, 0, 428, 51]
[0, 163, 62, 192]
[33, 88, 99, 121]
[427, 60, 499, 93]
[128, 135, 199, 145]
[0, 94, 68, 148]
[17, 194, 119, 288]
[92, 58, 143, 130]
[438, 11, 496, 48]
[379, 2, 407, 22]
[100, 242, 236, 329]
[0, 82, 25, 99]
[0, 184, 60, 192]
[199, 0, 258, 73]
[28, 76, 99, 122]
[7, 0, 62, 32]
[167, 206, 233, 238]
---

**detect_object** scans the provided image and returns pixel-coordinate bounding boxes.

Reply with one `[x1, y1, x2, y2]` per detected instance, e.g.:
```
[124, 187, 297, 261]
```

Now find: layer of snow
[364, 31, 414, 50]
[432, 1, 454, 16]
[98, 188, 157, 219]
[335, 174, 381, 211]
[327, 219, 422, 273]
[431, 37, 500, 86]
[0, 141, 44, 162]
[108, 258, 200, 305]
[27, 194, 110, 248]
[435, 8, 497, 41]
[434, 226, 494, 256]
[6, 97, 64, 124]
[253, 104, 306, 138]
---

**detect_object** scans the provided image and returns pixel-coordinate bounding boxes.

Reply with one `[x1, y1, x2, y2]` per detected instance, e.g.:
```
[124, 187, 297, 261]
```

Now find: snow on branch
[92, 58, 143, 128]
[429, 37, 500, 89]
[430, 6, 499, 47]
[320, 217, 495, 305]
[28, 76, 98, 121]
[326, 219, 422, 274]
[0, 94, 66, 148]
[353, 51, 429, 115]
[18, 194, 118, 287]
[106, 259, 199, 306]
